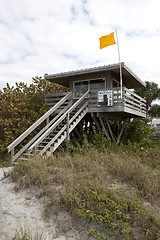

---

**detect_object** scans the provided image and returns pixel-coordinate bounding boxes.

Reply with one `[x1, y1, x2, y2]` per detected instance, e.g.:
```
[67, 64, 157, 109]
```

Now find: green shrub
[121, 118, 153, 147]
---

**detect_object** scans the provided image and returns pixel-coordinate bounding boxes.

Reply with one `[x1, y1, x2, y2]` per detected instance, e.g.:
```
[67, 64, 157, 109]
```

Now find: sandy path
[0, 167, 80, 240]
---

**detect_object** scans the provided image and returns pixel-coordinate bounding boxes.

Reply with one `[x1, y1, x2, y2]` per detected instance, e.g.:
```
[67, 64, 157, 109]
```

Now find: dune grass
[9, 140, 160, 240]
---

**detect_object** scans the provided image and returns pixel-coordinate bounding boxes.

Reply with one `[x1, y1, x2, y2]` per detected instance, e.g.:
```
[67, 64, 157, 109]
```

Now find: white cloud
[0, 0, 160, 90]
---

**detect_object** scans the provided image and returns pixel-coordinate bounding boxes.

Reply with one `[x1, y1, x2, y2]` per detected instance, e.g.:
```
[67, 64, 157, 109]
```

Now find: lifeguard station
[8, 63, 146, 163]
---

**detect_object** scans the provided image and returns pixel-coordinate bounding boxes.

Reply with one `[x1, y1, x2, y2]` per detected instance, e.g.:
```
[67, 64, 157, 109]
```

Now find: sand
[0, 167, 84, 240]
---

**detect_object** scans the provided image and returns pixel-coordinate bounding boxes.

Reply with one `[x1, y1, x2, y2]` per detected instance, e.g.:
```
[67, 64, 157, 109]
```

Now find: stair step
[42, 141, 51, 144]
[37, 146, 44, 149]
[18, 157, 29, 161]
[42, 138, 52, 141]
[40, 142, 48, 145]
[50, 131, 60, 135]
[45, 137, 53, 140]
[38, 146, 47, 150]
[49, 129, 65, 136]
[49, 134, 56, 137]
[13, 162, 18, 165]
[55, 126, 65, 131]
[23, 153, 33, 156]
[35, 150, 41, 153]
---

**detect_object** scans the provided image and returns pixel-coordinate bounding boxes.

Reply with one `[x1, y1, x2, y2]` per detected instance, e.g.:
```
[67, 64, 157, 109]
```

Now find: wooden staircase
[7, 91, 89, 163]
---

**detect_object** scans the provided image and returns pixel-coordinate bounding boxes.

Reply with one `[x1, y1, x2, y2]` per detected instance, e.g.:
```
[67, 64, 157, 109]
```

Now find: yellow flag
[99, 32, 116, 49]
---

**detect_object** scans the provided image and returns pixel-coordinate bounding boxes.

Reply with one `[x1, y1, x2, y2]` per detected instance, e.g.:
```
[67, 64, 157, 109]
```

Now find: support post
[106, 119, 115, 143]
[74, 127, 82, 139]
[46, 116, 49, 125]
[11, 148, 14, 163]
[91, 113, 101, 132]
[117, 121, 125, 143]
[66, 113, 70, 153]
[33, 146, 36, 156]
[98, 114, 110, 140]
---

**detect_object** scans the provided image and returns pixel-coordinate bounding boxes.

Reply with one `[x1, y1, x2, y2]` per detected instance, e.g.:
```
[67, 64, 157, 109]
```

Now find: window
[90, 79, 105, 90]
[73, 78, 106, 98]
[74, 81, 88, 98]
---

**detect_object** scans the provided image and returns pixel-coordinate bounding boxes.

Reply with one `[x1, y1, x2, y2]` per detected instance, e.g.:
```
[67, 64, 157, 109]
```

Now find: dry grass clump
[10, 147, 160, 239]
[12, 227, 43, 240]
[106, 152, 160, 202]
[10, 148, 110, 198]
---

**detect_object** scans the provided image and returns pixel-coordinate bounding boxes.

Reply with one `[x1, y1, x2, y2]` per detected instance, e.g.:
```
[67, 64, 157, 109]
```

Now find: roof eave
[124, 64, 146, 88]
[45, 63, 146, 89]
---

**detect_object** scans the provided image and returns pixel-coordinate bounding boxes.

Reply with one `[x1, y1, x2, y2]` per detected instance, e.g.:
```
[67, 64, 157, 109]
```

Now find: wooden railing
[122, 87, 146, 114]
[44, 91, 73, 107]
[7, 92, 73, 163]
[28, 91, 89, 154]
[89, 87, 146, 115]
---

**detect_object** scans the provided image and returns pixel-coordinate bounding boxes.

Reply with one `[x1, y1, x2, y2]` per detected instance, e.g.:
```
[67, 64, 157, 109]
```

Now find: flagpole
[115, 30, 123, 99]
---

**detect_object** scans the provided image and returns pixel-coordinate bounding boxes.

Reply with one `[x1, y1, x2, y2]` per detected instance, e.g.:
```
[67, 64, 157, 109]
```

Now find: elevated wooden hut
[8, 63, 146, 162]
[45, 62, 146, 119]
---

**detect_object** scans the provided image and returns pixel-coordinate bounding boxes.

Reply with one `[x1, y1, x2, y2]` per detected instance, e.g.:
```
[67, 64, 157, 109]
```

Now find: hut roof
[45, 62, 146, 89]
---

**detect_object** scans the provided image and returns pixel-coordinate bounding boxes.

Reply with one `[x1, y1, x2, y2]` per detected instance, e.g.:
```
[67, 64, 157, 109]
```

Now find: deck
[89, 87, 146, 119]
[45, 87, 146, 120]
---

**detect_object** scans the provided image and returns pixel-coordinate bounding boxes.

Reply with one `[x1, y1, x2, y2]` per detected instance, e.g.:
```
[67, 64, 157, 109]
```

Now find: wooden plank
[124, 102, 142, 112]
[124, 106, 146, 118]
[44, 93, 67, 97]
[45, 102, 69, 106]
[45, 97, 69, 102]
[124, 98, 142, 109]
[124, 87, 146, 103]
[125, 94, 146, 106]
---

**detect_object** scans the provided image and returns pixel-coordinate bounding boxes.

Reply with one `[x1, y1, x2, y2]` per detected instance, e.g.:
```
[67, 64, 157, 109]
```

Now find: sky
[0, 0, 160, 90]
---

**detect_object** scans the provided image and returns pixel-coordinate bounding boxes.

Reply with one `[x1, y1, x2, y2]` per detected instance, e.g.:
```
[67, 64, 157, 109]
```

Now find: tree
[149, 104, 160, 118]
[134, 81, 160, 116]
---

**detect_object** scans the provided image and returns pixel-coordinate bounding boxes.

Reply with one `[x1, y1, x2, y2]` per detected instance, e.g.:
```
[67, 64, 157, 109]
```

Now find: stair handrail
[7, 92, 72, 155]
[12, 103, 72, 162]
[40, 100, 89, 155]
[28, 90, 90, 151]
